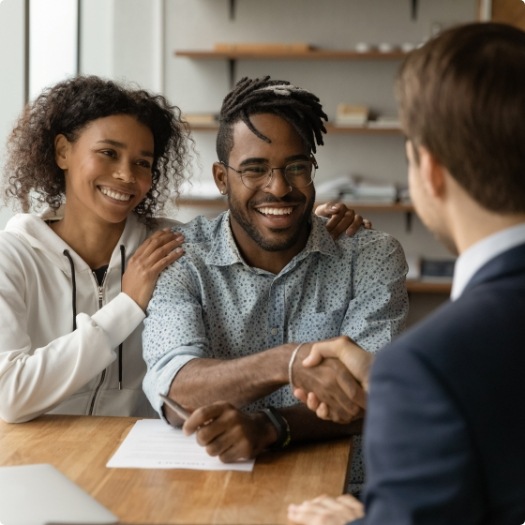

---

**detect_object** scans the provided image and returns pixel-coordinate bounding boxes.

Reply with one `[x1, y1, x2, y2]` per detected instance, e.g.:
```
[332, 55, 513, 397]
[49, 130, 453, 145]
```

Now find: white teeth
[100, 187, 132, 202]
[259, 207, 293, 216]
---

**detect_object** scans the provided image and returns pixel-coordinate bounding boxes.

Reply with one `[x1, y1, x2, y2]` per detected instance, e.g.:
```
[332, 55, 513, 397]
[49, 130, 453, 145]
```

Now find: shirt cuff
[91, 292, 146, 349]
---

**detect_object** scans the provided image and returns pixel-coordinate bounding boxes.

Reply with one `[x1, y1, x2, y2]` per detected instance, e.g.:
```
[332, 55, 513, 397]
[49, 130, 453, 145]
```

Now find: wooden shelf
[340, 202, 413, 213]
[176, 48, 406, 87]
[406, 280, 451, 294]
[326, 123, 402, 135]
[188, 122, 402, 135]
[176, 198, 413, 214]
[175, 49, 407, 60]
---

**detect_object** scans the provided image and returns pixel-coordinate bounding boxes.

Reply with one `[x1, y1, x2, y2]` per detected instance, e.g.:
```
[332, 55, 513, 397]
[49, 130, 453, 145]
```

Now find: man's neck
[230, 221, 310, 274]
[448, 196, 525, 255]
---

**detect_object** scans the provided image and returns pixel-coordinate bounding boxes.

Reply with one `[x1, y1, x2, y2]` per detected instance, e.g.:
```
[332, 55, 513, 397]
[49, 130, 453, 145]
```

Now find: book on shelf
[367, 116, 401, 129]
[420, 258, 456, 280]
[333, 103, 369, 127]
[315, 174, 399, 204]
[405, 256, 455, 283]
[183, 113, 219, 126]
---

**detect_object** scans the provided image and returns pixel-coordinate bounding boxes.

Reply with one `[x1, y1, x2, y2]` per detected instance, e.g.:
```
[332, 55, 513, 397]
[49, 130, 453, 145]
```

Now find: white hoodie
[0, 211, 179, 423]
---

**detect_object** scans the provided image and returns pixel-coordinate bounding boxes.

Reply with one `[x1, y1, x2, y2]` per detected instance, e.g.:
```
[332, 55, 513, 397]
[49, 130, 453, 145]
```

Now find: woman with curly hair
[0, 75, 191, 422]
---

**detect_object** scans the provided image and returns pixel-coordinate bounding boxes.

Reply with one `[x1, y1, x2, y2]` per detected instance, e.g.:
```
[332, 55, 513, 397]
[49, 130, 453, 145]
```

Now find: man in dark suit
[288, 21, 525, 525]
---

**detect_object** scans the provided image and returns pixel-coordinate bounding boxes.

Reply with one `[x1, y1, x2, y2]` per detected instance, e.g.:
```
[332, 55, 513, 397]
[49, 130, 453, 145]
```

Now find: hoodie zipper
[88, 270, 108, 415]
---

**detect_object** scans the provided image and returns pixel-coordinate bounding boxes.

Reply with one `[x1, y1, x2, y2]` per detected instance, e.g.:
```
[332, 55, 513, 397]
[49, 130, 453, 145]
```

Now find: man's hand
[291, 340, 367, 424]
[315, 202, 372, 239]
[182, 401, 275, 462]
[293, 336, 373, 422]
[288, 494, 364, 525]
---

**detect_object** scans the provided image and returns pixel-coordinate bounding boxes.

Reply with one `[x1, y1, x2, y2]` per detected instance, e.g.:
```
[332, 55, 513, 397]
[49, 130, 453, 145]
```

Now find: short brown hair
[396, 22, 525, 213]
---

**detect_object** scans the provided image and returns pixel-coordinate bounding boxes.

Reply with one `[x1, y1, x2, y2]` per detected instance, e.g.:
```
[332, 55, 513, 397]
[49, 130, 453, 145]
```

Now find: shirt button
[270, 327, 278, 335]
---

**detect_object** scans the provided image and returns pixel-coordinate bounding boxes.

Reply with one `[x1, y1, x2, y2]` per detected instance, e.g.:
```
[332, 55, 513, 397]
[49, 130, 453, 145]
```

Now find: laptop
[0, 463, 118, 525]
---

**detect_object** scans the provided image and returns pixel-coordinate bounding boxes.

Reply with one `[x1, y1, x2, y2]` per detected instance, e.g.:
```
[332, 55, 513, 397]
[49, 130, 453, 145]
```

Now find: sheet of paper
[106, 419, 254, 472]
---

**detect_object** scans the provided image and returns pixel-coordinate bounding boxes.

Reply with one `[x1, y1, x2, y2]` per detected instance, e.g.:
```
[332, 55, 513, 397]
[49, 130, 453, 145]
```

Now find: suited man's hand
[288, 494, 364, 525]
[293, 337, 372, 422]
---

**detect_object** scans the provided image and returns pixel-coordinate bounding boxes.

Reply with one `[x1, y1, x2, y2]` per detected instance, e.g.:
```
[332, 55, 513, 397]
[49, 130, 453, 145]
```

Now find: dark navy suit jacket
[353, 242, 525, 525]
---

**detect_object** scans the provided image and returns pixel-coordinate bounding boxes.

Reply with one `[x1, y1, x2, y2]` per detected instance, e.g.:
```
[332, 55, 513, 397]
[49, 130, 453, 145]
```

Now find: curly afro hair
[3, 75, 193, 225]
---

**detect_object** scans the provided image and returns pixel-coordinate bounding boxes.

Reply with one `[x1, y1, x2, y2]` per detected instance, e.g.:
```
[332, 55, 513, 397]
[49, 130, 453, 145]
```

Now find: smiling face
[55, 114, 154, 227]
[213, 113, 315, 270]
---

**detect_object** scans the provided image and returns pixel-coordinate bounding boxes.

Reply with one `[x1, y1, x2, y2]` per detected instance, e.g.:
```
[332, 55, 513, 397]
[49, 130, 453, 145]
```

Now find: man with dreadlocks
[142, 76, 408, 492]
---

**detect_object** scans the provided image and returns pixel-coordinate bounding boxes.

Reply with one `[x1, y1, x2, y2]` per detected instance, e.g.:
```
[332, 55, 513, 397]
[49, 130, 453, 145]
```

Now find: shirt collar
[451, 222, 525, 300]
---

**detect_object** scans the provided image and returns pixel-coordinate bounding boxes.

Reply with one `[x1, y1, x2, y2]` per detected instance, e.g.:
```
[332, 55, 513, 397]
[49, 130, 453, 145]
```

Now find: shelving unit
[406, 280, 451, 295]
[175, 48, 407, 87]
[188, 122, 402, 135]
[175, 49, 407, 60]
[176, 197, 412, 214]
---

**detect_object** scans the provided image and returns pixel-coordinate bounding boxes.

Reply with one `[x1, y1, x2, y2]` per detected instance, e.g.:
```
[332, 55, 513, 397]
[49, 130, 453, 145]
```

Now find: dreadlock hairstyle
[216, 76, 328, 162]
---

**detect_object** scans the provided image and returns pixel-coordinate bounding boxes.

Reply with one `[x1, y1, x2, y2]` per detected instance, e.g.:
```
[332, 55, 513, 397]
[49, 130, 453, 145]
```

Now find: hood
[4, 210, 149, 275]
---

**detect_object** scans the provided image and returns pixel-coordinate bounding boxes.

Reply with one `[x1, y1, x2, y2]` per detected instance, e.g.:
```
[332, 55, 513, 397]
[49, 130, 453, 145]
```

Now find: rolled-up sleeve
[142, 259, 208, 416]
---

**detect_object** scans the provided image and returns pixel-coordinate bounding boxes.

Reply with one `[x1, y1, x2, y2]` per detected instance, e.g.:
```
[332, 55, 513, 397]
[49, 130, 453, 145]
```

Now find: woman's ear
[212, 161, 228, 195]
[54, 134, 71, 170]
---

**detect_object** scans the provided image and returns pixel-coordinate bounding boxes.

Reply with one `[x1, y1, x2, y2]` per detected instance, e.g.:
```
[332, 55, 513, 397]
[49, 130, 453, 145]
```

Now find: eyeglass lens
[241, 160, 315, 189]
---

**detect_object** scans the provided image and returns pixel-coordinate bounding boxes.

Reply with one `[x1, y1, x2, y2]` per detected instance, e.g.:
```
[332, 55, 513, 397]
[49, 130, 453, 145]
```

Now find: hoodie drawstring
[63, 250, 77, 331]
[63, 246, 126, 391]
[119, 245, 126, 390]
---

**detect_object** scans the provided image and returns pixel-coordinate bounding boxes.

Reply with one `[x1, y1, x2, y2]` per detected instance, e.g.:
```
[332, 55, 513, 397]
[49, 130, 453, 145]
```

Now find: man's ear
[418, 145, 446, 199]
[54, 134, 71, 171]
[212, 161, 228, 195]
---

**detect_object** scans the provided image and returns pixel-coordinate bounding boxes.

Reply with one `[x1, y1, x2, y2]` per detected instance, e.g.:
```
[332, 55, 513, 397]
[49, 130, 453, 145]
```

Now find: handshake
[290, 335, 373, 424]
[162, 335, 373, 463]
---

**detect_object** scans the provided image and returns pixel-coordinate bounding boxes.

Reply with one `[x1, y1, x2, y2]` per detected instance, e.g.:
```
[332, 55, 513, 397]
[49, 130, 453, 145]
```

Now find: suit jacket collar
[463, 242, 525, 294]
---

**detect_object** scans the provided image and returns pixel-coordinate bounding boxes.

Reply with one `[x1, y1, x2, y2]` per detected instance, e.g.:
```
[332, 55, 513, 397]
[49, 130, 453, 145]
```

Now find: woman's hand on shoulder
[122, 228, 184, 311]
[315, 202, 372, 239]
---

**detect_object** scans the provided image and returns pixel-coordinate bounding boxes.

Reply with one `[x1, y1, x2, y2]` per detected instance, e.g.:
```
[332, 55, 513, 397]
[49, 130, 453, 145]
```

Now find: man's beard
[228, 193, 315, 252]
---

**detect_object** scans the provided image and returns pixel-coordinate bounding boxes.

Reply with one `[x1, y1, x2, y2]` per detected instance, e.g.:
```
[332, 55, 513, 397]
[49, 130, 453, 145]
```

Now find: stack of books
[351, 177, 398, 203]
[315, 174, 398, 204]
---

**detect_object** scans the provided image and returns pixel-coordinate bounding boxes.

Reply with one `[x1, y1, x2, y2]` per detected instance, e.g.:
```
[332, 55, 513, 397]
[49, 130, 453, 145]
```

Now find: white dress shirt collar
[451, 223, 525, 301]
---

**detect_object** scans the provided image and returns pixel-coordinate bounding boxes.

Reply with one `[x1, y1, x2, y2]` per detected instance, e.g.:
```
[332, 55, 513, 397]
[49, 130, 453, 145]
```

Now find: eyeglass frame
[219, 155, 318, 190]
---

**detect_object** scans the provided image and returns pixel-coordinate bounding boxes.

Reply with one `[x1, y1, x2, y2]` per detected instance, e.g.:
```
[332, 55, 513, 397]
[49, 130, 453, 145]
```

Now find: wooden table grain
[0, 415, 352, 524]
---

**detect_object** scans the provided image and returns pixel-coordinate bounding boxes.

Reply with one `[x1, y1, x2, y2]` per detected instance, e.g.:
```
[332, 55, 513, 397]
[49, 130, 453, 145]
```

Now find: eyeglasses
[220, 157, 318, 190]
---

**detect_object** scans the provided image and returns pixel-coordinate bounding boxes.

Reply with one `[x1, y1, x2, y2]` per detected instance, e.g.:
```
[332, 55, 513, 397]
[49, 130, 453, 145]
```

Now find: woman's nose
[112, 164, 135, 183]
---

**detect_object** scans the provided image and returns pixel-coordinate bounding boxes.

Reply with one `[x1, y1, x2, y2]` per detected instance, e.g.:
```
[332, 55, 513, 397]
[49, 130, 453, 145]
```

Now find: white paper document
[106, 419, 254, 472]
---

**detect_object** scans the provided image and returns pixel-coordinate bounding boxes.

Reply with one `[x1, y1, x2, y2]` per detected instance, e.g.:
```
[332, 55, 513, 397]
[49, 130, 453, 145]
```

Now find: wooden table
[0, 415, 352, 524]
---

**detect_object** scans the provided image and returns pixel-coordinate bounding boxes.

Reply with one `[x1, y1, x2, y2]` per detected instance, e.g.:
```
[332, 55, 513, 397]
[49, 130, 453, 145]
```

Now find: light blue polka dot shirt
[143, 211, 408, 488]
